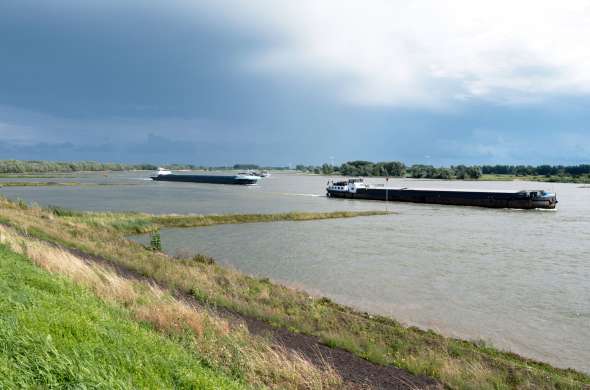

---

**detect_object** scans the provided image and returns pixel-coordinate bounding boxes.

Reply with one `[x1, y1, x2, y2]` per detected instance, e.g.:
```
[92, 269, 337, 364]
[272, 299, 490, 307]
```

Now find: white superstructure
[327, 178, 367, 193]
[235, 172, 261, 185]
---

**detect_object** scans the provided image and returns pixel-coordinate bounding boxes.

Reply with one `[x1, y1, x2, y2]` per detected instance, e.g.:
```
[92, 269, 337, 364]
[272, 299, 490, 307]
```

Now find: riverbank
[0, 197, 588, 389]
[0, 171, 148, 179]
[0, 224, 438, 389]
[480, 174, 590, 183]
[49, 208, 391, 234]
[0, 181, 82, 187]
[298, 171, 590, 184]
[4, 168, 589, 184]
[0, 245, 244, 389]
[0, 173, 82, 178]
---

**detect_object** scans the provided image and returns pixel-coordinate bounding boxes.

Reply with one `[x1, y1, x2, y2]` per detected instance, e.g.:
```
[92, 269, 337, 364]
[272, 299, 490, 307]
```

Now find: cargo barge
[151, 168, 259, 185]
[327, 178, 557, 209]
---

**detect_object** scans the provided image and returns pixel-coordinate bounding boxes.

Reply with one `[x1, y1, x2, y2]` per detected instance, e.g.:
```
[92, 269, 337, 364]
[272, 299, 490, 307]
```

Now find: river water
[2, 172, 589, 372]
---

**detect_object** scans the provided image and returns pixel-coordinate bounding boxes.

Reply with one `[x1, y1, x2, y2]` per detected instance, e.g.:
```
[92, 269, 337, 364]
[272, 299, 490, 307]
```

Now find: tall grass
[0, 181, 82, 187]
[0, 196, 588, 389]
[0, 244, 242, 389]
[0, 225, 341, 389]
[62, 209, 392, 234]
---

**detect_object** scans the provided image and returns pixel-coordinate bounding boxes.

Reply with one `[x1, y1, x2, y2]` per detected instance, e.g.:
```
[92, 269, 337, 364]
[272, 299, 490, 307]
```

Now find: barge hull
[327, 188, 557, 209]
[152, 174, 258, 185]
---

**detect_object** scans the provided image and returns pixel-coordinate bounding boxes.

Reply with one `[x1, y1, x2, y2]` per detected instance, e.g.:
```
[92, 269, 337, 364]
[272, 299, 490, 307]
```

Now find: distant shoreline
[297, 171, 590, 184]
[2, 170, 588, 185]
[0, 157, 588, 184]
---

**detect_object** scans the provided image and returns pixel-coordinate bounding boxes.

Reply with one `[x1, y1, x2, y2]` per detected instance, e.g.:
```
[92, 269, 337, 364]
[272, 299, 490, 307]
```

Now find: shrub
[149, 230, 162, 251]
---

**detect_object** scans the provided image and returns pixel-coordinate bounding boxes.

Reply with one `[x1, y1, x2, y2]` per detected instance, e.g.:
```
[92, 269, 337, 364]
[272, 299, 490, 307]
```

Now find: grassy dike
[0, 223, 341, 389]
[0, 245, 243, 389]
[0, 197, 589, 389]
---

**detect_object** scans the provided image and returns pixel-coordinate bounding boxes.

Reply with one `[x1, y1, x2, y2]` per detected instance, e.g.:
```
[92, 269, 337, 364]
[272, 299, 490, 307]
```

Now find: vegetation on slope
[0, 227, 340, 389]
[0, 181, 82, 187]
[0, 197, 588, 389]
[46, 206, 391, 234]
[0, 245, 242, 389]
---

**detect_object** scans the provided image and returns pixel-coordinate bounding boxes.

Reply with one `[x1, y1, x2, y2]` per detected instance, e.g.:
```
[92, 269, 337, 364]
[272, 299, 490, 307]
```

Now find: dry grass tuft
[0, 232, 138, 306]
[251, 343, 340, 390]
[135, 301, 205, 337]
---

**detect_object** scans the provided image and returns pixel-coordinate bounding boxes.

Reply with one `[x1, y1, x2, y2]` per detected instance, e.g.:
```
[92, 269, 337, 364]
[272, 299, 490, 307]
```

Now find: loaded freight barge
[151, 168, 260, 185]
[327, 179, 557, 209]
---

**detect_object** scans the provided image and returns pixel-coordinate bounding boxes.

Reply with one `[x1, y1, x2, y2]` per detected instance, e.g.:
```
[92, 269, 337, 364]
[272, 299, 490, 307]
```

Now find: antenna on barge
[385, 176, 389, 211]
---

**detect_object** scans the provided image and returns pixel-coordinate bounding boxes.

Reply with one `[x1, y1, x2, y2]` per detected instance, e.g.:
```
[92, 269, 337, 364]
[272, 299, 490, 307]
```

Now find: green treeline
[0, 160, 158, 174]
[233, 164, 259, 170]
[296, 161, 482, 179]
[232, 164, 291, 170]
[0, 160, 250, 174]
[3, 159, 588, 181]
[481, 164, 590, 176]
[297, 161, 590, 181]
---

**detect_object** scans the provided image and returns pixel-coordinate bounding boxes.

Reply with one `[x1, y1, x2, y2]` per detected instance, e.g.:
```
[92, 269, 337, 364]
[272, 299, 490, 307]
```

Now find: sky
[1, 0, 589, 166]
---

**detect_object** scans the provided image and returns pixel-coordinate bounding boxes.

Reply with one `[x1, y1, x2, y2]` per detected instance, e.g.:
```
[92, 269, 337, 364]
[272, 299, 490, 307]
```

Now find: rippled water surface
[3, 172, 589, 372]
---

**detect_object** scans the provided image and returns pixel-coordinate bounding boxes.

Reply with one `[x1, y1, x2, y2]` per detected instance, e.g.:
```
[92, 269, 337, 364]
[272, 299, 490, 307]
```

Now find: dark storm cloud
[0, 0, 272, 118]
[0, 0, 588, 165]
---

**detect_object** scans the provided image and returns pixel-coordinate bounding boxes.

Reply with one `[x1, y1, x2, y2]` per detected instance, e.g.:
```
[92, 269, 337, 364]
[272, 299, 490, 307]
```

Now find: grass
[0, 225, 341, 389]
[58, 208, 392, 234]
[0, 173, 83, 179]
[480, 174, 590, 183]
[307, 171, 590, 184]
[0, 244, 243, 389]
[0, 197, 589, 389]
[0, 181, 82, 187]
[0, 182, 142, 188]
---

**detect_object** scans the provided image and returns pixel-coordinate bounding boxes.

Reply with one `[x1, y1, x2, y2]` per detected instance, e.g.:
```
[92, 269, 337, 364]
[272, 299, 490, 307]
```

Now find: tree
[465, 166, 482, 179]
[435, 168, 453, 179]
[321, 164, 334, 174]
[383, 161, 406, 177]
